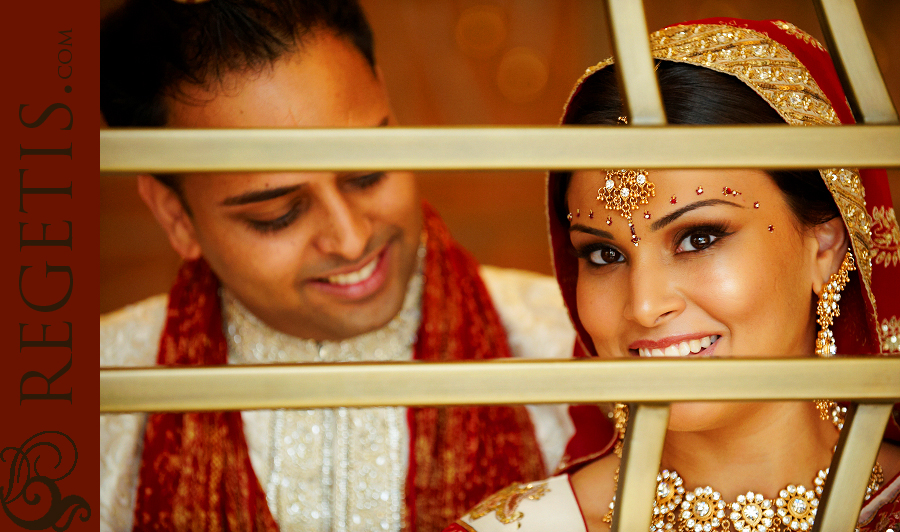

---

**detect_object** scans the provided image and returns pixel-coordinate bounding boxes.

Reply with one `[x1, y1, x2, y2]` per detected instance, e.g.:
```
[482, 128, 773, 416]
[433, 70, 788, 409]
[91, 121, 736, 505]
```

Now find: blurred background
[100, 0, 900, 314]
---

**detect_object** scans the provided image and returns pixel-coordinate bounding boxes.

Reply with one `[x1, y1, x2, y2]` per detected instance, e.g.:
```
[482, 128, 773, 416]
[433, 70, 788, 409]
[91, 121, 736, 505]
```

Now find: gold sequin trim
[468, 482, 550, 525]
[880, 316, 900, 354]
[772, 20, 828, 52]
[872, 206, 900, 268]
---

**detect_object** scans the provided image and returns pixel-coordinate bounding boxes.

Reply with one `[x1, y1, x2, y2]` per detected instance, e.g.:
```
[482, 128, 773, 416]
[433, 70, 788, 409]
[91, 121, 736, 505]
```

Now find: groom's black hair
[101, 0, 375, 200]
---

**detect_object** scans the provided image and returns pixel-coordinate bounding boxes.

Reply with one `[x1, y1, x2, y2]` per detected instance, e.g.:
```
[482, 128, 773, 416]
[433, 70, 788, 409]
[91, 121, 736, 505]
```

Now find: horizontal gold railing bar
[612, 403, 669, 532]
[100, 357, 900, 413]
[604, 0, 667, 126]
[99, 125, 900, 173]
[813, 0, 899, 125]
[814, 402, 894, 532]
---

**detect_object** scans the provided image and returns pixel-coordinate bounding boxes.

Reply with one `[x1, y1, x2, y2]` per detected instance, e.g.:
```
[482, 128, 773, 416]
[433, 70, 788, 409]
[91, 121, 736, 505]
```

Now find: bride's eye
[679, 232, 716, 251]
[588, 246, 624, 265]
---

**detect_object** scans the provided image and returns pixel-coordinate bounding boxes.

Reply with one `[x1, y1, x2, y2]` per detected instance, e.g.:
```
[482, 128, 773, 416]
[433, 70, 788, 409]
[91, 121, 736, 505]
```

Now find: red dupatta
[132, 202, 544, 531]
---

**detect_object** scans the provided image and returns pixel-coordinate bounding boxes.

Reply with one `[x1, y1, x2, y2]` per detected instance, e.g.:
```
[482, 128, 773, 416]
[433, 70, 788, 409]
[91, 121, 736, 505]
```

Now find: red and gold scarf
[132, 202, 544, 531]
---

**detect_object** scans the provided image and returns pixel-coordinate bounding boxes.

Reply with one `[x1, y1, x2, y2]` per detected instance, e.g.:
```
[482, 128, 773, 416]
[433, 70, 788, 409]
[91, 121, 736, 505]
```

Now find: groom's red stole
[132, 203, 544, 531]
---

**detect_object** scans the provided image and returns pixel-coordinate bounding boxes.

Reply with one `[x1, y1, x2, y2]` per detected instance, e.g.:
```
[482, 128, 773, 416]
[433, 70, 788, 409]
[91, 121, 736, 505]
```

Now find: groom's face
[153, 31, 423, 341]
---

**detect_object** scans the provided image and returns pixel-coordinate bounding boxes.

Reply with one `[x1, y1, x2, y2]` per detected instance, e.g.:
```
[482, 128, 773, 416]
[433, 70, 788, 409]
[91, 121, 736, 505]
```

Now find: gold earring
[815, 400, 847, 430]
[815, 250, 855, 358]
[612, 403, 629, 457]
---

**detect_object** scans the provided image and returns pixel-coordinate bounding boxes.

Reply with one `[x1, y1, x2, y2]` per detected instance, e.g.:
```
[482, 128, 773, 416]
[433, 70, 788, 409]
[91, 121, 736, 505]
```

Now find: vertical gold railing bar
[812, 402, 893, 532]
[812, 0, 899, 124]
[602, 0, 667, 125]
[610, 404, 670, 532]
[604, 2, 665, 526]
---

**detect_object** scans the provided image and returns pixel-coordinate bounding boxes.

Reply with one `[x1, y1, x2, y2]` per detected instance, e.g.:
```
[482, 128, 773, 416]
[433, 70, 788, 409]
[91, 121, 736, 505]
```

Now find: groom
[100, 0, 612, 530]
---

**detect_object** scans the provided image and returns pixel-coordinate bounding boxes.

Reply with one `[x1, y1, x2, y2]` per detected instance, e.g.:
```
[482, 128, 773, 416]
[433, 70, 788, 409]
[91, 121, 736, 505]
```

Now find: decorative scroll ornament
[0, 431, 91, 530]
[597, 169, 655, 245]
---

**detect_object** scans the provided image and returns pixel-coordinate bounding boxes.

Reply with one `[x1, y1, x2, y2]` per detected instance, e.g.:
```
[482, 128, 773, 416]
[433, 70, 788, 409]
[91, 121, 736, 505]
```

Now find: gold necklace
[602, 462, 884, 532]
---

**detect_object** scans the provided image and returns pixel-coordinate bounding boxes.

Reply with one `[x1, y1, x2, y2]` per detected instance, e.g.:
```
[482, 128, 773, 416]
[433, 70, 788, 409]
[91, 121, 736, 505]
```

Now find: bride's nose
[623, 256, 685, 328]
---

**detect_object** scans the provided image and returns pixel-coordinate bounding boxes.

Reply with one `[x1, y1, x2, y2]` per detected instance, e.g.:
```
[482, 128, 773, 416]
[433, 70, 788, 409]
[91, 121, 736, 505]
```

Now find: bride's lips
[308, 244, 392, 300]
[629, 334, 721, 357]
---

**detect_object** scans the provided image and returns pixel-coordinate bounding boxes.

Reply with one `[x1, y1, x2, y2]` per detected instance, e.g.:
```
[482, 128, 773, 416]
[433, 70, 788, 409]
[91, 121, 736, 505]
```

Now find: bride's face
[568, 169, 822, 364]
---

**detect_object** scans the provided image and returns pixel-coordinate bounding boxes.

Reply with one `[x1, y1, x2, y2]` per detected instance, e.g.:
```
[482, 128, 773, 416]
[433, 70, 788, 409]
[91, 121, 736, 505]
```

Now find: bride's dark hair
[553, 61, 842, 230]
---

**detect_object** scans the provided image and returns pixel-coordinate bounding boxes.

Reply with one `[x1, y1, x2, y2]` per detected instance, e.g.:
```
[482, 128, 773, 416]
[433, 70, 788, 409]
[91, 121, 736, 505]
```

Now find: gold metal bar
[99, 357, 900, 413]
[813, 0, 899, 124]
[611, 404, 670, 532]
[99, 125, 900, 173]
[813, 402, 894, 532]
[603, 0, 667, 125]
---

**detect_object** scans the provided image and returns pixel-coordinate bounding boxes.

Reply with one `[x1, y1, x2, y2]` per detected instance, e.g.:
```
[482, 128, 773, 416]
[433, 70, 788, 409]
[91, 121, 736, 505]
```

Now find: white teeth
[326, 257, 378, 285]
[637, 335, 719, 357]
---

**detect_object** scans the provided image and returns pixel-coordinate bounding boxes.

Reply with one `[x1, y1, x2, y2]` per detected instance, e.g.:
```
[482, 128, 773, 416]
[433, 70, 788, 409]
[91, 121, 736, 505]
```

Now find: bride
[446, 18, 900, 532]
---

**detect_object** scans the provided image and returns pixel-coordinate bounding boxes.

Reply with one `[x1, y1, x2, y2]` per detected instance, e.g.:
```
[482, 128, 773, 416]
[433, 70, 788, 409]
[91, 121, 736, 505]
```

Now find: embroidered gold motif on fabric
[880, 316, 900, 354]
[871, 206, 900, 268]
[772, 21, 827, 52]
[468, 482, 550, 525]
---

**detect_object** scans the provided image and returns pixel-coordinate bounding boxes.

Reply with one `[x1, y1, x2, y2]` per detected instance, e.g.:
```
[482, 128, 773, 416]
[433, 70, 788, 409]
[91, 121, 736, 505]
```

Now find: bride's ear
[810, 216, 850, 296]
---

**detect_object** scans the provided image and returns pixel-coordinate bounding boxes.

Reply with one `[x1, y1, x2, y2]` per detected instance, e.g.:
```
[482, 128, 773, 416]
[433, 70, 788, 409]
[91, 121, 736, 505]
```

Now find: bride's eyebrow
[569, 224, 614, 240]
[650, 199, 744, 231]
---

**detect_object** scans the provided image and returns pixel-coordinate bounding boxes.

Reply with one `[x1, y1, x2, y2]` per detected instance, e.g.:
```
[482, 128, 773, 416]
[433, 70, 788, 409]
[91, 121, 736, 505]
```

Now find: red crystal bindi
[606, 217, 612, 226]
[643, 211, 651, 219]
[670, 196, 677, 204]
[768, 225, 774, 232]
[754, 202, 760, 208]
[696, 186, 703, 195]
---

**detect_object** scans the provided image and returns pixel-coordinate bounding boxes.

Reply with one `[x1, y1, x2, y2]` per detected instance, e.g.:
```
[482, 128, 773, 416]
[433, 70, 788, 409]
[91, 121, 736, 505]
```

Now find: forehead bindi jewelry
[567, 212, 573, 221]
[643, 211, 651, 219]
[722, 187, 741, 196]
[768, 225, 774, 232]
[696, 186, 704, 195]
[597, 169, 655, 246]
[670, 195, 677, 205]
[576, 209, 581, 217]
[589, 209, 594, 219]
[606, 216, 612, 226]
[754, 202, 760, 209]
